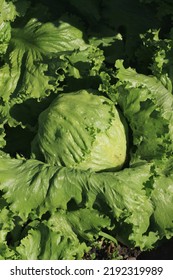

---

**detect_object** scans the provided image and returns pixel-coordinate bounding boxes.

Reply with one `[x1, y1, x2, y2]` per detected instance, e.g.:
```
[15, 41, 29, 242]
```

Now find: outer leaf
[0, 158, 158, 249]
[16, 228, 42, 260]
[0, 22, 11, 56]
[66, 208, 111, 241]
[114, 60, 173, 161]
[0, 116, 6, 148]
[0, 201, 15, 259]
[0, 0, 23, 56]
[0, 18, 87, 102]
[151, 173, 173, 239]
[0, 0, 17, 23]
[16, 212, 88, 260]
[0, 159, 58, 219]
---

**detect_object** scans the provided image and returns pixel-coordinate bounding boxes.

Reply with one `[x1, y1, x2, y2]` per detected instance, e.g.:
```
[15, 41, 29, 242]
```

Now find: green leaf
[0, 202, 15, 259]
[0, 0, 17, 23]
[114, 60, 173, 161]
[151, 171, 173, 239]
[66, 208, 111, 241]
[0, 159, 58, 219]
[16, 212, 88, 260]
[0, 17, 90, 149]
[0, 158, 159, 250]
[0, 18, 87, 102]
[0, 118, 6, 149]
[0, 0, 18, 57]
[0, 22, 11, 56]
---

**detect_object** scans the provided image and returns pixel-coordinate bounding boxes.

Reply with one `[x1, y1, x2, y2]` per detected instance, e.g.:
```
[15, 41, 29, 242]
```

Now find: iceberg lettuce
[1, 0, 173, 260]
[31, 90, 128, 171]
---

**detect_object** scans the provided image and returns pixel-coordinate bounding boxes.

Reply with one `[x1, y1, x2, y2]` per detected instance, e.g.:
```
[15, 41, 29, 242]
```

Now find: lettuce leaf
[0, 18, 87, 102]
[0, 157, 160, 253]
[106, 60, 173, 161]
[0, 197, 16, 259]
[151, 171, 173, 239]
[1, 0, 173, 260]
[0, 0, 30, 57]
[0, 14, 94, 151]
[15, 212, 89, 260]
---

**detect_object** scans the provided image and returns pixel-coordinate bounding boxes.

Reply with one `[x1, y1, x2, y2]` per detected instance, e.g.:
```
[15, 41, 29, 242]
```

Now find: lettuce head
[31, 90, 128, 171]
[2, 0, 173, 260]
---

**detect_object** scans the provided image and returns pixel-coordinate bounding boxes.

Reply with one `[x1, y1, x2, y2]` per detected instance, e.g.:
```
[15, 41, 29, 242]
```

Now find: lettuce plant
[31, 90, 128, 171]
[1, 0, 173, 260]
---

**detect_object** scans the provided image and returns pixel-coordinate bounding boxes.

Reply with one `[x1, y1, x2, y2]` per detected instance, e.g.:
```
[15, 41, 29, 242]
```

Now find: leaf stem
[99, 231, 118, 245]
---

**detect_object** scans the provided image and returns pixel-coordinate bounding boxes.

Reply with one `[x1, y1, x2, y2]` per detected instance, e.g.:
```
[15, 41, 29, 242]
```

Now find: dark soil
[137, 237, 173, 260]
[84, 237, 173, 260]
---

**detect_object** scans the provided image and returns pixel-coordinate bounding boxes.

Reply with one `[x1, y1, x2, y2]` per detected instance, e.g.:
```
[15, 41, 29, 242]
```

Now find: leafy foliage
[1, 0, 173, 259]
